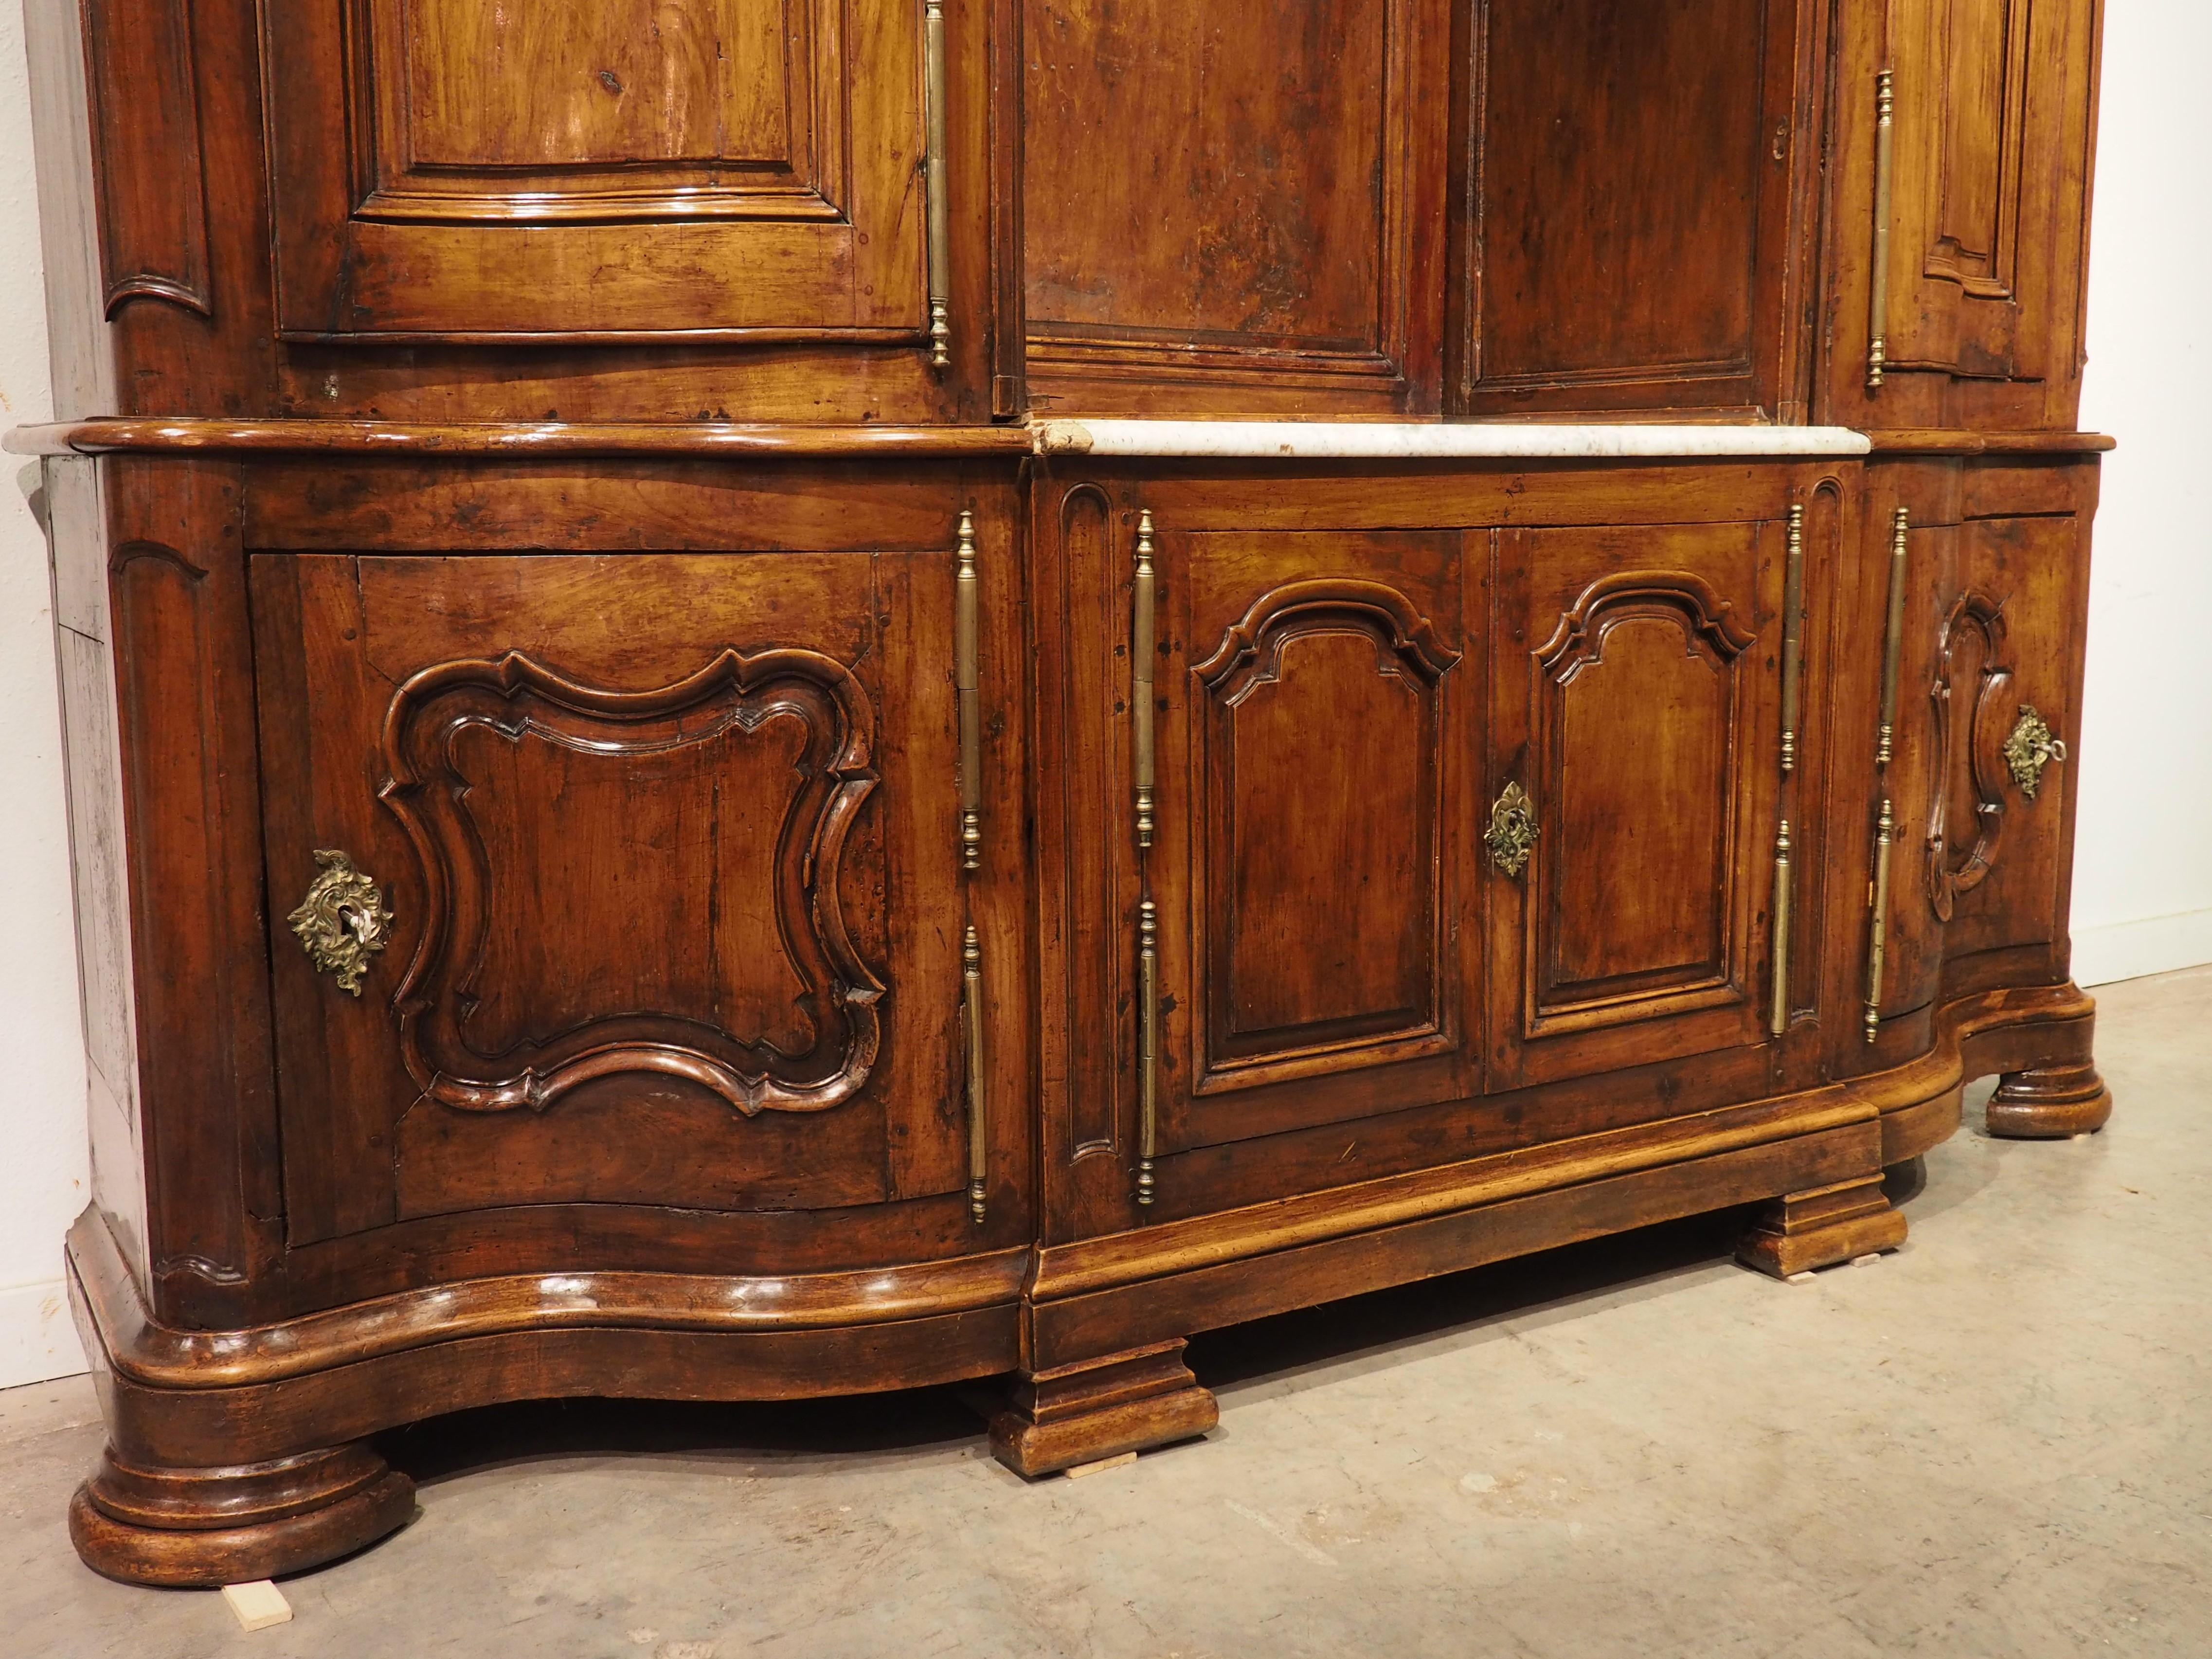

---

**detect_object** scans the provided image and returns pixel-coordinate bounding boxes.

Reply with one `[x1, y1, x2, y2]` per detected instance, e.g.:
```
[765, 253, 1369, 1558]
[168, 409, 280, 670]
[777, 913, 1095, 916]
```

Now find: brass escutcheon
[288, 848, 393, 996]
[2003, 704, 2066, 799]
[1484, 781, 1538, 879]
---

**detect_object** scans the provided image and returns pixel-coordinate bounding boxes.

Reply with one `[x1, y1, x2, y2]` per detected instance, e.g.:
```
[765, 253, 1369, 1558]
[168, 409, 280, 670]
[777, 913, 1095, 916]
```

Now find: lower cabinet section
[1033, 460, 1853, 1236]
[48, 444, 2109, 1586]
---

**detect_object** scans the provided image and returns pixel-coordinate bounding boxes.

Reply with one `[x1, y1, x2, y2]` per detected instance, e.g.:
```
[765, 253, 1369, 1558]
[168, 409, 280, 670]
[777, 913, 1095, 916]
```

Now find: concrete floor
[5, 967, 2208, 1658]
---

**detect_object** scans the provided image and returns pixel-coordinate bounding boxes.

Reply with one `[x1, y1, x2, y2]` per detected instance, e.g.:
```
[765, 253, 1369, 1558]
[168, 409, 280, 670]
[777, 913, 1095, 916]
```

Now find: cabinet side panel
[21, 0, 118, 413]
[46, 458, 145, 1282]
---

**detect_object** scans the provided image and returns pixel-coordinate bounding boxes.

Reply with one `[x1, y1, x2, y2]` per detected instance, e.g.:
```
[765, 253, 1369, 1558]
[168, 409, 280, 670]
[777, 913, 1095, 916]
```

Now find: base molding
[989, 1340, 1218, 1477]
[1737, 1176, 1909, 1278]
[1987, 1062, 2114, 1138]
[69, 1444, 414, 1587]
[57, 978, 2109, 1578]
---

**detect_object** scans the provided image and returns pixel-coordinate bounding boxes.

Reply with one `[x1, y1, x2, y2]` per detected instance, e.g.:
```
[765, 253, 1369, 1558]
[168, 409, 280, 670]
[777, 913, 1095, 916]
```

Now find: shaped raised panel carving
[372, 0, 839, 222]
[261, 0, 922, 336]
[1527, 571, 1757, 1034]
[1919, 0, 2031, 300]
[1924, 591, 2013, 921]
[1885, 0, 2055, 379]
[379, 648, 886, 1116]
[1187, 579, 1459, 1093]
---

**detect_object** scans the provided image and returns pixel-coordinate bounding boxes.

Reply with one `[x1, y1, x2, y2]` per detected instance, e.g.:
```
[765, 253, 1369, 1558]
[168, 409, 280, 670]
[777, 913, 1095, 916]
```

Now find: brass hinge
[923, 0, 952, 371]
[1868, 68, 1895, 390]
[963, 924, 986, 1224]
[954, 509, 981, 868]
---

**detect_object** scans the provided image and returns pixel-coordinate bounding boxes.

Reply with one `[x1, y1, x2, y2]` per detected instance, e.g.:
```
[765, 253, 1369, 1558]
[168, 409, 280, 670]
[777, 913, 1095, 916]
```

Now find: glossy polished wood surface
[20, 0, 2111, 1586]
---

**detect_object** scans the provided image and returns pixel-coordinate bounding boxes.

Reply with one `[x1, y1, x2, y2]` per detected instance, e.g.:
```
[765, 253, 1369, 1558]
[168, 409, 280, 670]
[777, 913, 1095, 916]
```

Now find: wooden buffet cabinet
[14, 0, 2112, 1585]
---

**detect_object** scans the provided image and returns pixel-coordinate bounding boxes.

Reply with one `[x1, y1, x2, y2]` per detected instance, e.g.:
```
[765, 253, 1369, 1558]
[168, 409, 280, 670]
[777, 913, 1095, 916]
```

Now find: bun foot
[990, 1338, 1218, 1477]
[1987, 1061, 2112, 1139]
[69, 1443, 415, 1587]
[1738, 1175, 1908, 1279]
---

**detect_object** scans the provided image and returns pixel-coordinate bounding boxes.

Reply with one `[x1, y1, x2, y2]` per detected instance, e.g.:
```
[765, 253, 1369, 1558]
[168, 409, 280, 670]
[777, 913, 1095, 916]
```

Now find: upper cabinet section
[39, 0, 2102, 424]
[1830, 0, 2103, 430]
[1021, 0, 1449, 415]
[263, 0, 931, 341]
[1452, 0, 1816, 420]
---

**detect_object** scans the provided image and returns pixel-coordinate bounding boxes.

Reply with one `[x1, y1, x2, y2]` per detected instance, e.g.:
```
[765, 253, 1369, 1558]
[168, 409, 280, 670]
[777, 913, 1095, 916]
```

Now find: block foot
[69, 1443, 415, 1587]
[1738, 1175, 1908, 1279]
[1987, 1061, 2112, 1139]
[989, 1339, 1218, 1478]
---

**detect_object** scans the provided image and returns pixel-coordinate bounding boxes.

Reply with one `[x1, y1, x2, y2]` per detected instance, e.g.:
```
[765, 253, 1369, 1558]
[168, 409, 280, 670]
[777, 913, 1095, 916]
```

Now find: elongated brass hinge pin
[1132, 510, 1157, 851]
[923, 0, 952, 371]
[1780, 505, 1805, 775]
[1868, 69, 1895, 389]
[1771, 820, 1794, 1037]
[1866, 798, 1894, 1044]
[1136, 899, 1159, 1206]
[954, 509, 982, 869]
[1863, 505, 1909, 1044]
[1877, 506, 1909, 770]
[963, 925, 986, 1223]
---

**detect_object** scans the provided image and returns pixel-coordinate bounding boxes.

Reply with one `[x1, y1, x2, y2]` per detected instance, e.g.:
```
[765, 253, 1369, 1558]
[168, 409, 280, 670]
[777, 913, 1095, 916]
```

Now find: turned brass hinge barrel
[1132, 509, 1157, 851]
[1878, 506, 1908, 768]
[1770, 503, 1806, 1038]
[954, 509, 981, 869]
[1864, 505, 1909, 1043]
[1771, 820, 1794, 1037]
[1130, 508, 1162, 1208]
[963, 925, 986, 1223]
[1868, 68, 1895, 389]
[1865, 798, 1894, 1044]
[1136, 898, 1159, 1207]
[1779, 504, 1805, 775]
[923, 0, 952, 371]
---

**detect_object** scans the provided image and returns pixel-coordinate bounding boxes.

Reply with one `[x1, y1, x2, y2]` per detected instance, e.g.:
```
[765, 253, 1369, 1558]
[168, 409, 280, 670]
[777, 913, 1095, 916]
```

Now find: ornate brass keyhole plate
[2003, 704, 2067, 799]
[288, 848, 393, 996]
[1485, 781, 1538, 879]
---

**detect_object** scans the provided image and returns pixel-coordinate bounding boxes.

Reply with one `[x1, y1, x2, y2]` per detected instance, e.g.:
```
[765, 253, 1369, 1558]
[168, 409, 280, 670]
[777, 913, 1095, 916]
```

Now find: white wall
[2070, 0, 2212, 988]
[0, 0, 90, 1388]
[0, 3, 2204, 1387]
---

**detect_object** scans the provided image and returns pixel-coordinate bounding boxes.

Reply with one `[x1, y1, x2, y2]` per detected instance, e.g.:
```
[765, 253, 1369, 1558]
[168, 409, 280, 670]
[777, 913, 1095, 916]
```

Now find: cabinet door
[263, 0, 926, 340]
[1871, 461, 2093, 1032]
[252, 548, 997, 1257]
[1455, 0, 1811, 418]
[1848, 0, 2101, 421]
[1139, 520, 1481, 1152]
[1484, 522, 1787, 1088]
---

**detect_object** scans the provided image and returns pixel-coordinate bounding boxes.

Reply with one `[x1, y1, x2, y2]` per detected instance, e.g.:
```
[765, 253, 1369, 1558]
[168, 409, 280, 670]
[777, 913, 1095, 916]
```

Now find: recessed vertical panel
[1190, 578, 1457, 1092]
[1543, 615, 1734, 1003]
[1022, 0, 1441, 407]
[1460, 0, 1801, 414]
[1222, 629, 1431, 1043]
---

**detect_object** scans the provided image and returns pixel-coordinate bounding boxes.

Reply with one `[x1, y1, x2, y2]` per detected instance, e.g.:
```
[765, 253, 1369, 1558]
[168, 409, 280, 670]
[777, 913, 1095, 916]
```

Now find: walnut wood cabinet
[16, 0, 2111, 1585]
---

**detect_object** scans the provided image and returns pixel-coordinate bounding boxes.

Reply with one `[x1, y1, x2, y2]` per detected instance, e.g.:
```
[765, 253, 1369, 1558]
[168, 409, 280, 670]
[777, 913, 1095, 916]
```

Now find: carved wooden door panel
[1455, 0, 1810, 418]
[262, 0, 929, 340]
[1137, 520, 1481, 1161]
[1878, 467, 2091, 1018]
[252, 548, 990, 1254]
[1870, 0, 2099, 390]
[1484, 522, 1786, 1089]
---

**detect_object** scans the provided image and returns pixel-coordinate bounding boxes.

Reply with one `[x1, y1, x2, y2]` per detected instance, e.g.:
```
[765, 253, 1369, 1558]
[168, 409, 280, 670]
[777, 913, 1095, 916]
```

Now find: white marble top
[1030, 419, 1872, 459]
